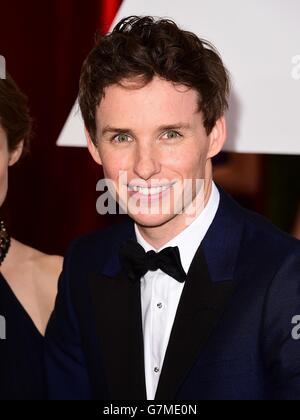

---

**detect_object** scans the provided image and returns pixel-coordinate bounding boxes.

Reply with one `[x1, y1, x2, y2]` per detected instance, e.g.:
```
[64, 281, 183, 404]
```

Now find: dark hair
[0, 72, 32, 153]
[79, 15, 230, 144]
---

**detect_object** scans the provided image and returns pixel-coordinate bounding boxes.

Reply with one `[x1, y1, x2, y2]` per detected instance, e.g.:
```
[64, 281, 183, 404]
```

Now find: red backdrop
[0, 0, 122, 255]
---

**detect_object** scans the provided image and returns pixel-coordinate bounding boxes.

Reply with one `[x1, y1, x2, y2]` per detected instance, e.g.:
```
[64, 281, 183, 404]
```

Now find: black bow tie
[119, 240, 187, 283]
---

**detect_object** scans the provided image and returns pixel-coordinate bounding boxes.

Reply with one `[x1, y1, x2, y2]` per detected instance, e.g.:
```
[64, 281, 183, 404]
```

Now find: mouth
[127, 181, 177, 197]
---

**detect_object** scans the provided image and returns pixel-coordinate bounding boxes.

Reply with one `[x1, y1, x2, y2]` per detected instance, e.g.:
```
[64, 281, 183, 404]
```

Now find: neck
[1, 238, 19, 272]
[0, 219, 11, 266]
[137, 175, 213, 250]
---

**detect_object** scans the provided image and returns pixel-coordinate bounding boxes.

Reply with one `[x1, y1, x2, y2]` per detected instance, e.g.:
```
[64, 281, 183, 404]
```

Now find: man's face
[90, 76, 224, 228]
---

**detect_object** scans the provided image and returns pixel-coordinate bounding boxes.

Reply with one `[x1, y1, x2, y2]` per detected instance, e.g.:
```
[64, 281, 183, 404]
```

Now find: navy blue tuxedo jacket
[45, 185, 300, 400]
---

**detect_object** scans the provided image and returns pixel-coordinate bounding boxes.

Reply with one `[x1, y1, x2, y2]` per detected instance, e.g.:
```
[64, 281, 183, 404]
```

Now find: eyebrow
[100, 123, 192, 137]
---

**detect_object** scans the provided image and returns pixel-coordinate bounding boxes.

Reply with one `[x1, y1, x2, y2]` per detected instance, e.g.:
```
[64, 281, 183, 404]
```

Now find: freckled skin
[87, 76, 226, 248]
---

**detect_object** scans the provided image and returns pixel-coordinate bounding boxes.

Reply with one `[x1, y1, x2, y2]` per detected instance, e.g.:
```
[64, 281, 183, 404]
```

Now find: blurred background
[0, 0, 299, 256]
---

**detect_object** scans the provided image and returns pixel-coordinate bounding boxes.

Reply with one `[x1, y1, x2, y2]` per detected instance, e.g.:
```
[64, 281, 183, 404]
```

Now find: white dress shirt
[134, 181, 220, 400]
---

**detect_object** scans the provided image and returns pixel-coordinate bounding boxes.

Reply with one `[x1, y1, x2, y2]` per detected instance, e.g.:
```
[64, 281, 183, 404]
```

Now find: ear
[207, 116, 227, 159]
[8, 140, 24, 166]
[85, 128, 102, 165]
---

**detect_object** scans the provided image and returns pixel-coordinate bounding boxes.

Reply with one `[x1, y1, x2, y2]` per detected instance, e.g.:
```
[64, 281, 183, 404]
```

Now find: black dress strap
[0, 272, 45, 400]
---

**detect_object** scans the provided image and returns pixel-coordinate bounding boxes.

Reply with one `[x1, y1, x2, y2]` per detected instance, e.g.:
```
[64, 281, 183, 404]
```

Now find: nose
[133, 144, 161, 181]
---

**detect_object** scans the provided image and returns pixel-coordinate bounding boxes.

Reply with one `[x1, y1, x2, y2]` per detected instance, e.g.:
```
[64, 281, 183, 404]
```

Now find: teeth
[129, 185, 172, 195]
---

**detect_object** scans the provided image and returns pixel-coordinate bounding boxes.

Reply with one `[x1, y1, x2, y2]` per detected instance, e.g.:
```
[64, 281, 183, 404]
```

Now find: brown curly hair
[79, 15, 230, 144]
[0, 72, 32, 153]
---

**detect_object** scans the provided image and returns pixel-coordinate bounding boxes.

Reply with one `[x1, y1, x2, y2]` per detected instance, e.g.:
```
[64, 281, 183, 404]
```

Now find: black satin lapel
[155, 245, 236, 401]
[88, 271, 147, 400]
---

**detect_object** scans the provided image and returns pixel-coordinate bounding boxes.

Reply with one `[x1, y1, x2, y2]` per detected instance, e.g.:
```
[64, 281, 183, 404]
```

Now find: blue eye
[163, 130, 182, 140]
[112, 133, 131, 144]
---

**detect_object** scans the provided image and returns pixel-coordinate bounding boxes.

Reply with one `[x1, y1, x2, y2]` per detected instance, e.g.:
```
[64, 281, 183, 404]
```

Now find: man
[45, 16, 300, 400]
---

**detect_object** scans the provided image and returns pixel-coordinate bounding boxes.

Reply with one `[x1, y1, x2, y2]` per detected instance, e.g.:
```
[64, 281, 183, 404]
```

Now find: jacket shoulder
[243, 206, 300, 256]
[63, 219, 134, 273]
[218, 186, 300, 264]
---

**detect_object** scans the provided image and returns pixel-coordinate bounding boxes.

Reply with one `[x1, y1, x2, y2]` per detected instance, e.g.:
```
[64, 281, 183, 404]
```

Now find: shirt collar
[135, 181, 220, 274]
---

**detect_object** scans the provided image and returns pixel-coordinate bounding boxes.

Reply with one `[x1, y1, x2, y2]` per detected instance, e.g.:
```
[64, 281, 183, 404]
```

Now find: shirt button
[157, 303, 163, 309]
[154, 367, 160, 374]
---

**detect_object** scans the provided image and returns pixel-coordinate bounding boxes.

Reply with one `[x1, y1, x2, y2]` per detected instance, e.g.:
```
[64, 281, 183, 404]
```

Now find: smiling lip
[127, 182, 177, 196]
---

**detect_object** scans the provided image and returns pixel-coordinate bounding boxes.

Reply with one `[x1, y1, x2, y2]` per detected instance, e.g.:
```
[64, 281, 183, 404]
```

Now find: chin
[129, 212, 177, 229]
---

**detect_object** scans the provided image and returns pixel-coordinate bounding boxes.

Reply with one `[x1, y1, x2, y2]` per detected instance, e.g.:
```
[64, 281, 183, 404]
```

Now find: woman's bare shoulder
[10, 239, 63, 281]
[32, 251, 63, 282]
[1, 239, 63, 335]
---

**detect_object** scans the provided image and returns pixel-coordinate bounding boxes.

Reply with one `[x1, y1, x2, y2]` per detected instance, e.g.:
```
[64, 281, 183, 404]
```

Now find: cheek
[162, 144, 208, 177]
[101, 152, 128, 180]
[0, 165, 8, 206]
[100, 146, 134, 180]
